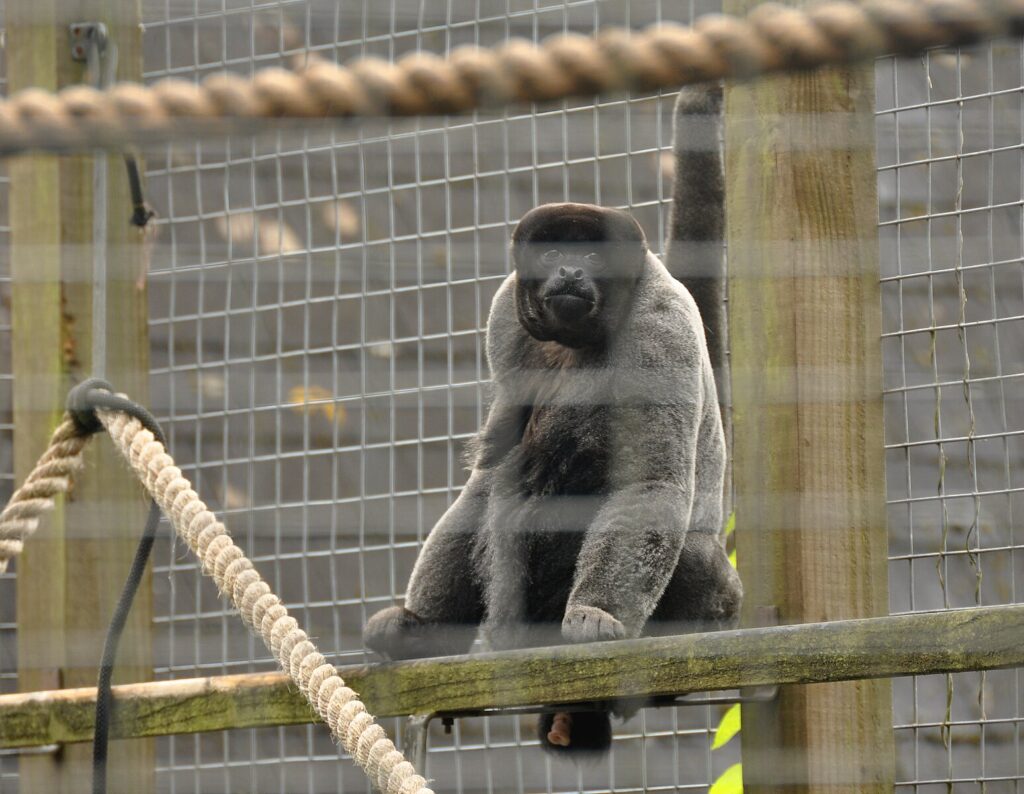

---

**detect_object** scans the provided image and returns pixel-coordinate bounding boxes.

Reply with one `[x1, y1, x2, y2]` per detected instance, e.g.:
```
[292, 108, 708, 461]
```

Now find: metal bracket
[69, 22, 108, 63]
[402, 713, 434, 774]
[403, 685, 779, 776]
[69, 21, 118, 379]
[0, 744, 60, 758]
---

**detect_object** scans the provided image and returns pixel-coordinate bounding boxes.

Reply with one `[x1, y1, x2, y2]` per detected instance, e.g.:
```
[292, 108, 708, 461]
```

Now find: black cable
[90, 500, 160, 794]
[123, 154, 155, 228]
[65, 379, 168, 794]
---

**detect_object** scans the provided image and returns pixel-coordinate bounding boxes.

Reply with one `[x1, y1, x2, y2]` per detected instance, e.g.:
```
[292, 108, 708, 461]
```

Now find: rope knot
[66, 377, 115, 436]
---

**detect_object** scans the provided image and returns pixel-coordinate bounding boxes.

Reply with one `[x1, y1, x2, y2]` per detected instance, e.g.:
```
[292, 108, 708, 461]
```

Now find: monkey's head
[511, 203, 647, 348]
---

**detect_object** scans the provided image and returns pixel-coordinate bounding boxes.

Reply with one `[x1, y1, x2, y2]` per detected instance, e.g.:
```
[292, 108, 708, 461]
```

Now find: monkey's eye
[540, 249, 564, 266]
[584, 252, 605, 270]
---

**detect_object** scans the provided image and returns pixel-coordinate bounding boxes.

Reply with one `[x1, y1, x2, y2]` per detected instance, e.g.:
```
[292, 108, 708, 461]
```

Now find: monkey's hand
[561, 605, 626, 644]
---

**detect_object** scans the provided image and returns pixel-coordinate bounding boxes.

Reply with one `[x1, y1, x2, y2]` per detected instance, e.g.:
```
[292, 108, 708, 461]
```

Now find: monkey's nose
[558, 266, 584, 280]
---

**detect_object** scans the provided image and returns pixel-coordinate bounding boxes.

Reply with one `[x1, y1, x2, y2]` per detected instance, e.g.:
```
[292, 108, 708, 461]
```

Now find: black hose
[65, 379, 168, 794]
[123, 154, 155, 228]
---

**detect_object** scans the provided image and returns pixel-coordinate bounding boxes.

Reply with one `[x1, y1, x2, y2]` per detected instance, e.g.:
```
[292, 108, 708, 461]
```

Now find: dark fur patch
[511, 203, 649, 348]
[513, 203, 646, 249]
[666, 85, 726, 410]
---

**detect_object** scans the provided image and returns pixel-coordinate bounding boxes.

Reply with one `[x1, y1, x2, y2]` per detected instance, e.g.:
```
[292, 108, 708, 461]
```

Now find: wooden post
[723, 2, 896, 788]
[8, 3, 67, 791]
[9, 2, 152, 792]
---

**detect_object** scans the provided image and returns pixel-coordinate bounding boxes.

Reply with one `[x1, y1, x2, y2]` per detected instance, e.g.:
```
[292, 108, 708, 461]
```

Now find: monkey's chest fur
[517, 341, 611, 497]
[484, 343, 615, 634]
[519, 401, 609, 624]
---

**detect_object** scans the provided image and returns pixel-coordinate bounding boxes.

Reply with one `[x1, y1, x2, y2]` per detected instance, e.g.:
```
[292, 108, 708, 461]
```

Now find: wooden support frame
[8, 4, 67, 787]
[7, 1, 151, 791]
[1, 604, 1021, 750]
[723, 0, 894, 785]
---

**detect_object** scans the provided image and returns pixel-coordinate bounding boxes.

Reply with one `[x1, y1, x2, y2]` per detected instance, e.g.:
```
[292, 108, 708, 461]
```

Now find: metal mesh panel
[877, 42, 1024, 790]
[140, 2, 732, 792]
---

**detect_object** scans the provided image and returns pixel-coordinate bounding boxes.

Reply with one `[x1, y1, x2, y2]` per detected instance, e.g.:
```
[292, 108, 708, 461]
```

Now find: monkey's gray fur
[363, 85, 741, 756]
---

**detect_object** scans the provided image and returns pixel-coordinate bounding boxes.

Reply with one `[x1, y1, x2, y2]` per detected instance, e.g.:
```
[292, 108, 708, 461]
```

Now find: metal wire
[139, 1, 730, 792]
[878, 38, 1024, 791]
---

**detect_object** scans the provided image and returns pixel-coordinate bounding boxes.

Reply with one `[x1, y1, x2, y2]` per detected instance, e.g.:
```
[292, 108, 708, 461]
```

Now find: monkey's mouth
[544, 294, 594, 323]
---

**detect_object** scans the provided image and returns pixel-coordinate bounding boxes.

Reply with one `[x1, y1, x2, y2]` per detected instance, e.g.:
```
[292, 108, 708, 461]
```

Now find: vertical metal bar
[86, 32, 117, 380]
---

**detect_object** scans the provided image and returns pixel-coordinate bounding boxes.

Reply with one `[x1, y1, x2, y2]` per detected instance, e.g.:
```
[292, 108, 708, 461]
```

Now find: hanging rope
[0, 417, 88, 572]
[0, 388, 434, 794]
[0, 0, 1021, 154]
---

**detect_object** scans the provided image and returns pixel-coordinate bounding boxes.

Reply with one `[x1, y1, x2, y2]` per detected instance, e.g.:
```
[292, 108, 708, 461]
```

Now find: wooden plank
[723, 2, 894, 785]
[1, 605, 1022, 749]
[8, 1, 71, 791]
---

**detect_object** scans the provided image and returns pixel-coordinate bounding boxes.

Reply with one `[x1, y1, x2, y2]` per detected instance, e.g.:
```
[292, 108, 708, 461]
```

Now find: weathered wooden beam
[2, 604, 1022, 750]
[8, 2, 68, 790]
[724, 0, 892, 786]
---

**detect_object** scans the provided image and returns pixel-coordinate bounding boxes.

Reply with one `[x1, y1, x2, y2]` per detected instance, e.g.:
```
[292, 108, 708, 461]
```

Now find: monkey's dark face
[511, 203, 647, 349]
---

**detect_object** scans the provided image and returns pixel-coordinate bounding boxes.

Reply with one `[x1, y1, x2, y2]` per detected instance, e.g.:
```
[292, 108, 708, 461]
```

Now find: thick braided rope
[1, 0, 1023, 153]
[0, 416, 90, 573]
[96, 408, 433, 794]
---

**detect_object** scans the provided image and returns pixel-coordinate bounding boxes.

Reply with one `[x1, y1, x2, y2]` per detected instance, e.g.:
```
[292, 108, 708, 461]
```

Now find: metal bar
[75, 22, 115, 379]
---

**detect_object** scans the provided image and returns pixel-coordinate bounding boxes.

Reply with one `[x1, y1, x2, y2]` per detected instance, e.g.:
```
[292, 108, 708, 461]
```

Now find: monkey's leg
[363, 473, 489, 660]
[648, 530, 742, 636]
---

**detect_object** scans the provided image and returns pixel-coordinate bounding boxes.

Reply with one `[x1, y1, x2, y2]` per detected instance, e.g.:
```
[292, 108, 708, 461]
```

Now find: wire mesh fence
[877, 40, 1024, 789]
[0, 1, 1021, 792]
[141, 3, 732, 792]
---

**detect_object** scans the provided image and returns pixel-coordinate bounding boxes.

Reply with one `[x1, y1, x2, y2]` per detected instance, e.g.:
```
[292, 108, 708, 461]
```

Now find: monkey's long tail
[664, 84, 727, 415]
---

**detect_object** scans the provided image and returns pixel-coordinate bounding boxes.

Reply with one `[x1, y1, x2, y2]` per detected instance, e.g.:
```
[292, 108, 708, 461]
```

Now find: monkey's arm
[564, 358, 706, 642]
[364, 395, 523, 659]
[362, 469, 489, 659]
[402, 468, 489, 618]
[400, 393, 525, 622]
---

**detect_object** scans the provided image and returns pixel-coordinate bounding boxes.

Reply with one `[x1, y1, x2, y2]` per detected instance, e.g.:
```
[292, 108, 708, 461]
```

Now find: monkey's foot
[537, 711, 612, 757]
[561, 605, 626, 643]
[363, 606, 477, 661]
[547, 713, 572, 747]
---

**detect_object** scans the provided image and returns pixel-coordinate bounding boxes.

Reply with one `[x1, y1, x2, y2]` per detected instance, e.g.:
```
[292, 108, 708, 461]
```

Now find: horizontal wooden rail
[3, 604, 1022, 749]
